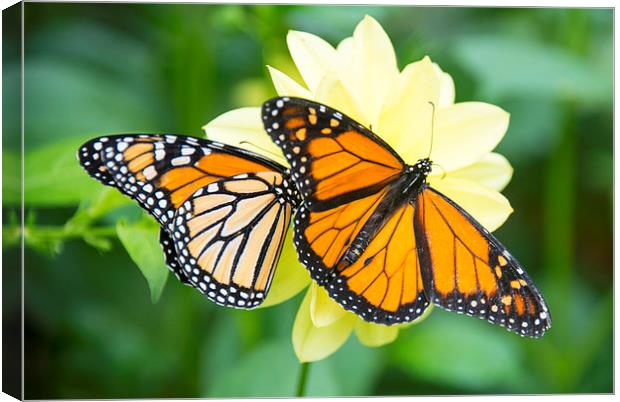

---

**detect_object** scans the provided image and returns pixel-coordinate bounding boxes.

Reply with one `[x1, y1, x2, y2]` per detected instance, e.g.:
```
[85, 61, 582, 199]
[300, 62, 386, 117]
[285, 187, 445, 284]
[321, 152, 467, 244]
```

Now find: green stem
[296, 362, 310, 397]
[3, 223, 119, 250]
[24, 224, 118, 240]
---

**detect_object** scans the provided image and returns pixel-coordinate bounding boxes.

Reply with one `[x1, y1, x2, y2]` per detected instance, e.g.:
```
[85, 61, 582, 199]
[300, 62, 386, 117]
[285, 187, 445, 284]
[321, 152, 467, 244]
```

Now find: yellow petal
[432, 63, 455, 107]
[287, 30, 337, 93]
[336, 37, 353, 64]
[377, 56, 440, 159]
[354, 320, 399, 347]
[202, 107, 287, 166]
[310, 283, 347, 327]
[428, 176, 513, 232]
[349, 15, 399, 126]
[431, 102, 510, 172]
[443, 152, 513, 192]
[259, 230, 311, 308]
[334, 36, 354, 92]
[292, 287, 356, 362]
[266, 65, 312, 98]
[315, 71, 366, 126]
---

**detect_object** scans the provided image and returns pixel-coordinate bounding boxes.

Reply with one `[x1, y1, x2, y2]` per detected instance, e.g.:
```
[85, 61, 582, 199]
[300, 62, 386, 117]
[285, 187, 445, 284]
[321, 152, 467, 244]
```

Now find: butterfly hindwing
[263, 97, 405, 211]
[294, 190, 429, 324]
[414, 187, 551, 337]
[159, 228, 191, 285]
[171, 173, 293, 308]
[78, 134, 299, 308]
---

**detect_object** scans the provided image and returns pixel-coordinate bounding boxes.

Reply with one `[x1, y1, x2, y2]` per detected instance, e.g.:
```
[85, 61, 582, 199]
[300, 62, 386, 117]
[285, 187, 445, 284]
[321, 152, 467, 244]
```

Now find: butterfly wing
[159, 228, 191, 285]
[78, 134, 298, 308]
[262, 97, 405, 211]
[78, 134, 290, 231]
[414, 186, 551, 337]
[294, 194, 429, 324]
[171, 173, 293, 308]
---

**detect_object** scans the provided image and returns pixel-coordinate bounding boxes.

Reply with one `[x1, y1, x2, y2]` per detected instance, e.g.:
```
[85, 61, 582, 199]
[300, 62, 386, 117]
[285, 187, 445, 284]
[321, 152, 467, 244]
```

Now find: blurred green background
[3, 4, 612, 398]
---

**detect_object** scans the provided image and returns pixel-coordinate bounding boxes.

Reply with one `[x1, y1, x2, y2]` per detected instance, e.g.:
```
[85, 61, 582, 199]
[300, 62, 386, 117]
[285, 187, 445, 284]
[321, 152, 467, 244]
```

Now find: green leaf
[391, 311, 527, 391]
[454, 36, 611, 104]
[116, 220, 168, 303]
[81, 188, 132, 219]
[65, 188, 132, 232]
[82, 233, 113, 252]
[24, 138, 102, 207]
[205, 340, 300, 397]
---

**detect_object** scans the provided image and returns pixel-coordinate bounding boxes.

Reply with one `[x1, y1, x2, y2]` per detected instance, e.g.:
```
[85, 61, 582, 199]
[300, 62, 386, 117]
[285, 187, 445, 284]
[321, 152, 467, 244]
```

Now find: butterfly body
[263, 96, 551, 337]
[336, 161, 429, 268]
[78, 134, 300, 308]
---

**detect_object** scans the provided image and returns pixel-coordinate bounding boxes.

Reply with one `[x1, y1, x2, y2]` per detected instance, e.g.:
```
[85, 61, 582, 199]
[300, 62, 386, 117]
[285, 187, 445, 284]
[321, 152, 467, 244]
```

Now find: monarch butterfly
[77, 134, 300, 308]
[262, 97, 551, 338]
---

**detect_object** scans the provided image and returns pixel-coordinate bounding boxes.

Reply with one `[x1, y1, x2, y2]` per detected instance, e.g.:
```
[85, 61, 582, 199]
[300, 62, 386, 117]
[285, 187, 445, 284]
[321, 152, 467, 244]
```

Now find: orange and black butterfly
[78, 134, 300, 308]
[262, 97, 551, 337]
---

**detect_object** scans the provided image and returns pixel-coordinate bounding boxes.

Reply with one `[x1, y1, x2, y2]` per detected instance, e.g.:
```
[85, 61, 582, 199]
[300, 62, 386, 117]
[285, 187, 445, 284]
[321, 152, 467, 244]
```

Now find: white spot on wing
[171, 156, 191, 166]
[143, 166, 157, 180]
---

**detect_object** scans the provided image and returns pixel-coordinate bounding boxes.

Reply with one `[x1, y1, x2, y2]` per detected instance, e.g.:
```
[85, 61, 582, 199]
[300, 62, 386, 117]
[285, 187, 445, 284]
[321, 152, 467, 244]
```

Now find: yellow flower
[203, 15, 512, 362]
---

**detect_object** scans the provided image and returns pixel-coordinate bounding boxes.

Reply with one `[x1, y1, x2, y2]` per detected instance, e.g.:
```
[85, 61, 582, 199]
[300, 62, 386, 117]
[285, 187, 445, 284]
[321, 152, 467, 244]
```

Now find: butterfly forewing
[262, 97, 405, 211]
[78, 134, 290, 230]
[78, 134, 299, 308]
[414, 187, 551, 337]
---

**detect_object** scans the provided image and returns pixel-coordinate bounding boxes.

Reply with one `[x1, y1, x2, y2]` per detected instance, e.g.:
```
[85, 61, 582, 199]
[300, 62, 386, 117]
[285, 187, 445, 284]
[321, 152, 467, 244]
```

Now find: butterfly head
[403, 158, 433, 195]
[413, 158, 433, 176]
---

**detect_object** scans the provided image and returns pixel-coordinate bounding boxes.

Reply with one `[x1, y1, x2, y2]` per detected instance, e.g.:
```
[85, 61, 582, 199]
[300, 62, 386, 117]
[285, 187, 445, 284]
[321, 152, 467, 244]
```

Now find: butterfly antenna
[427, 101, 436, 159]
[432, 163, 446, 179]
[240, 141, 282, 159]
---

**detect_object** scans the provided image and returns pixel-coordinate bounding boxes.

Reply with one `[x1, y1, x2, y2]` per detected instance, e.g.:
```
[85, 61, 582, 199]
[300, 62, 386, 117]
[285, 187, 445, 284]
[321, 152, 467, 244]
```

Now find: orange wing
[414, 187, 551, 337]
[263, 97, 405, 211]
[294, 193, 429, 324]
[78, 134, 287, 230]
[78, 134, 299, 308]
